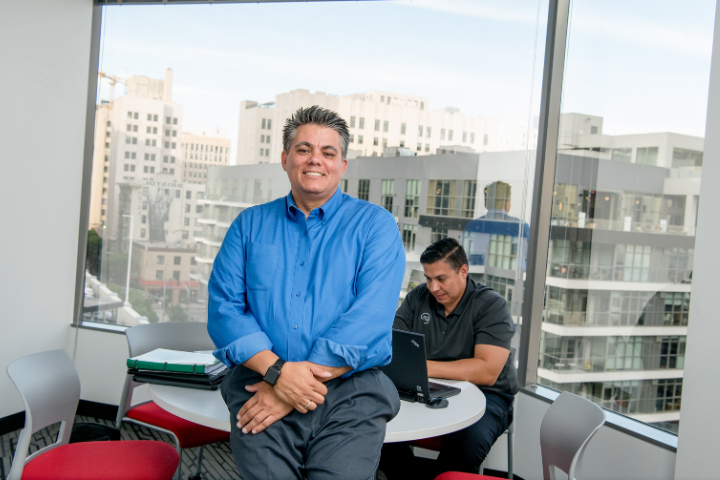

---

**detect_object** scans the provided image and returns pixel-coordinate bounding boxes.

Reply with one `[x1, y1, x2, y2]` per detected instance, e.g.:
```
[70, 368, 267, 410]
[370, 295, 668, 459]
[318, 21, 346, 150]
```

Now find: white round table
[149, 379, 485, 443]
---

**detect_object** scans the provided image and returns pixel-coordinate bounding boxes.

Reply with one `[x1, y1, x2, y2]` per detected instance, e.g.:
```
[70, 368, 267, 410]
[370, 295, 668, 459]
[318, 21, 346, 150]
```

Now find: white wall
[482, 392, 676, 480]
[0, 0, 96, 417]
[674, 1, 720, 479]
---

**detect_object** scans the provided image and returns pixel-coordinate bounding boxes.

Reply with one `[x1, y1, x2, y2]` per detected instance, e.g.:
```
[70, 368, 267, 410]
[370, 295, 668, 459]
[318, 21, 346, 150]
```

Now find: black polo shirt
[394, 278, 518, 398]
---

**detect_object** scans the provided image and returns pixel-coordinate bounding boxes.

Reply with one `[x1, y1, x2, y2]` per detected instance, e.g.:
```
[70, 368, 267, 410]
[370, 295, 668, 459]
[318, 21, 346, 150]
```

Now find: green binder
[126, 348, 220, 374]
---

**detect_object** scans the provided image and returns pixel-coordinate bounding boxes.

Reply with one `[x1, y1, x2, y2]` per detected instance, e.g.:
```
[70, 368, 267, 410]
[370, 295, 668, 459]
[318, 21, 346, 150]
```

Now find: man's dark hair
[420, 238, 468, 273]
[282, 106, 350, 159]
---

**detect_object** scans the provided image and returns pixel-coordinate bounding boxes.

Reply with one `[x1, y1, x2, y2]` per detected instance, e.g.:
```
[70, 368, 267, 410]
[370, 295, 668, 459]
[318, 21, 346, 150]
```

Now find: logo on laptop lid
[421, 312, 431, 324]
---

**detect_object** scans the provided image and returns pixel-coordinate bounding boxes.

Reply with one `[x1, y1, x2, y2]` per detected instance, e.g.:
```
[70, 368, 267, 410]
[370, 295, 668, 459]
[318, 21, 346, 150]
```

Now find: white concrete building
[236, 88, 506, 164]
[180, 127, 231, 185]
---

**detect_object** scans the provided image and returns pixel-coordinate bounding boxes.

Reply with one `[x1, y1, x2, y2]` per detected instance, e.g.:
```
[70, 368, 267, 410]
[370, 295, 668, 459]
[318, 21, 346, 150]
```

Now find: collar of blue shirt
[285, 186, 343, 225]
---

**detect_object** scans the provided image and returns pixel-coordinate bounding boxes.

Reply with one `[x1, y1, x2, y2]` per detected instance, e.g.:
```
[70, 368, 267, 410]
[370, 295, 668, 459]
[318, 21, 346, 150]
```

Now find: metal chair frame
[116, 322, 219, 480]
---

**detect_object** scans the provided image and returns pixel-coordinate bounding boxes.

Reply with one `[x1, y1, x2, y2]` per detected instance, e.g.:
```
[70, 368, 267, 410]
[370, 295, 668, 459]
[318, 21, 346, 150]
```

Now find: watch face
[264, 366, 281, 385]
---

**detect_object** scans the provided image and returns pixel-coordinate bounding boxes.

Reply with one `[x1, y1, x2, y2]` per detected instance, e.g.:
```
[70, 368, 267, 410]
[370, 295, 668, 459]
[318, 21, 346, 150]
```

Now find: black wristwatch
[263, 358, 285, 386]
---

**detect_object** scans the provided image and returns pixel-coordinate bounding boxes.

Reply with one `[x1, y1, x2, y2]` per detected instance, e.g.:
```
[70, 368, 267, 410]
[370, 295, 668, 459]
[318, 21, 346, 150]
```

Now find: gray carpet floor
[0, 415, 241, 480]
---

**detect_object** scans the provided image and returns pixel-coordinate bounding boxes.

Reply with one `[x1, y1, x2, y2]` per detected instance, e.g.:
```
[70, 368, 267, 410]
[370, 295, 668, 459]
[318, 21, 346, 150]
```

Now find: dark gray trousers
[221, 366, 400, 480]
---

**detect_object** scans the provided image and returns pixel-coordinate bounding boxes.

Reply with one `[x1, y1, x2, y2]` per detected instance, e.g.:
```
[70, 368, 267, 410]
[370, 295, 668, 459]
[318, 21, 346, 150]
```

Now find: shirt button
[295, 291, 301, 296]
[293, 324, 298, 329]
[299, 261, 305, 266]
[442, 331, 446, 335]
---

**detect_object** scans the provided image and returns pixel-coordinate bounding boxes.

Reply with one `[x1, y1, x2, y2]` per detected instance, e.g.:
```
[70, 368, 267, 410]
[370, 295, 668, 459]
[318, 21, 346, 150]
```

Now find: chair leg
[175, 448, 183, 480]
[507, 429, 514, 479]
[195, 445, 205, 477]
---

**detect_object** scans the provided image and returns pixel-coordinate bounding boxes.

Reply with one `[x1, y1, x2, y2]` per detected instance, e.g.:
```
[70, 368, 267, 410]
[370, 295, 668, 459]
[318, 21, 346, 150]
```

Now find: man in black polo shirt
[379, 238, 517, 479]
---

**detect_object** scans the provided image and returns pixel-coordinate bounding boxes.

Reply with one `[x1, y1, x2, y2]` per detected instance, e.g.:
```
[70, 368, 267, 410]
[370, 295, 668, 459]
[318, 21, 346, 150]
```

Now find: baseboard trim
[0, 401, 119, 437]
[0, 411, 25, 437]
[76, 400, 119, 421]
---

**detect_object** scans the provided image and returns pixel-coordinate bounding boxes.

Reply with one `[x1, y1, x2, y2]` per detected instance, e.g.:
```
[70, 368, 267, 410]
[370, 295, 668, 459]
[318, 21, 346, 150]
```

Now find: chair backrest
[6, 350, 81, 480]
[125, 321, 216, 357]
[117, 322, 217, 425]
[540, 392, 606, 480]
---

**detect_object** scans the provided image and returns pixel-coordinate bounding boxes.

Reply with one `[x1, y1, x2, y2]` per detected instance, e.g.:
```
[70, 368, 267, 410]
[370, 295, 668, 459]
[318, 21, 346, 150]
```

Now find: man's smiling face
[281, 124, 347, 203]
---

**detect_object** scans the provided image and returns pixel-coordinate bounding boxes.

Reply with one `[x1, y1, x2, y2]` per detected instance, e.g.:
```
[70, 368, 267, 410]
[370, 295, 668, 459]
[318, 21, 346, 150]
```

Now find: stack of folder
[127, 348, 228, 390]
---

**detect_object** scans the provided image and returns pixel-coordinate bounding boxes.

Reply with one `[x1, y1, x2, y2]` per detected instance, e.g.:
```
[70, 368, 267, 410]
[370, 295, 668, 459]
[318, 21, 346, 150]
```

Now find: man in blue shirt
[208, 106, 405, 480]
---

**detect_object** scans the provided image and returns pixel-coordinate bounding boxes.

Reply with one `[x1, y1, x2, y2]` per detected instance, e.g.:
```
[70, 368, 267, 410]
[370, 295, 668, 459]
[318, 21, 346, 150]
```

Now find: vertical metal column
[72, 4, 104, 333]
[517, 0, 572, 387]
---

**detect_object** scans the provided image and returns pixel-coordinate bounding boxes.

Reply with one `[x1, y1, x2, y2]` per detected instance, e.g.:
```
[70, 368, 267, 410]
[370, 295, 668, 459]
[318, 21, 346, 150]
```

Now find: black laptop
[382, 329, 461, 403]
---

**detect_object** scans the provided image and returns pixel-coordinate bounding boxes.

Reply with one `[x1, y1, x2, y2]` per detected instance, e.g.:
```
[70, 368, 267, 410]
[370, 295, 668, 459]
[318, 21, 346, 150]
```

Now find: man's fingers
[238, 403, 263, 429]
[242, 411, 269, 434]
[251, 414, 279, 434]
[245, 381, 264, 393]
[237, 395, 258, 420]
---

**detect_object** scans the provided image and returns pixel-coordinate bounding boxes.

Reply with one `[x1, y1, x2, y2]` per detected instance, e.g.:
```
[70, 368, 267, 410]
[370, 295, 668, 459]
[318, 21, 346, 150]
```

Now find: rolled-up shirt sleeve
[207, 215, 273, 367]
[307, 210, 406, 373]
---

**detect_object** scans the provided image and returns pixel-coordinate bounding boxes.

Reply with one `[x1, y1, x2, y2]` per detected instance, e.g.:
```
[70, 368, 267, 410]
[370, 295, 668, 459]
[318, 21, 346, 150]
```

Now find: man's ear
[460, 264, 469, 278]
[281, 150, 288, 172]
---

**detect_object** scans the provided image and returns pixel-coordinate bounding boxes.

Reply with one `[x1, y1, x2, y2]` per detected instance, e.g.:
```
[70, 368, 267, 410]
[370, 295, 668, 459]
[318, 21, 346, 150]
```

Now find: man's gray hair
[282, 106, 350, 159]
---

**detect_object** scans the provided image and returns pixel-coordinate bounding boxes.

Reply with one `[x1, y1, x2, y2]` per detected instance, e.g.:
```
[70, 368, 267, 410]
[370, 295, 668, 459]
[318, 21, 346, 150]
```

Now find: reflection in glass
[536, 0, 714, 434]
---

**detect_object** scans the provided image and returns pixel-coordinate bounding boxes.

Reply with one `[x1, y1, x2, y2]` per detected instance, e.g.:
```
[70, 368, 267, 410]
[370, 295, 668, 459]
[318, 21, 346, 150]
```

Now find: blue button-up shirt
[207, 188, 406, 374]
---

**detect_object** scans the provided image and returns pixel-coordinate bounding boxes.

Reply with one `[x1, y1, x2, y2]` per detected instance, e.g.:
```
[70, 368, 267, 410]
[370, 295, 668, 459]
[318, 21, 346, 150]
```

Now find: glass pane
[537, 0, 714, 435]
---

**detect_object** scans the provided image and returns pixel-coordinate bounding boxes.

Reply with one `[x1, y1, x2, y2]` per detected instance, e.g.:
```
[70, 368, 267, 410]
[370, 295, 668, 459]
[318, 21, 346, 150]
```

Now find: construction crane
[98, 71, 127, 106]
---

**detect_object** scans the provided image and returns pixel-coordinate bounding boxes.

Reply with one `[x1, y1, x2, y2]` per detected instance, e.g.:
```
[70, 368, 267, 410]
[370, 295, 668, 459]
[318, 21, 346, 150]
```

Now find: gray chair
[116, 322, 229, 480]
[540, 392, 606, 480]
[7, 349, 178, 480]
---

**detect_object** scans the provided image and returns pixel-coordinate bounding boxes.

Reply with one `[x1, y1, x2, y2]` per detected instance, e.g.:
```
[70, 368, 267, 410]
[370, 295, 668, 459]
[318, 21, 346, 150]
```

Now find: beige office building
[236, 89, 511, 165]
[180, 127, 231, 185]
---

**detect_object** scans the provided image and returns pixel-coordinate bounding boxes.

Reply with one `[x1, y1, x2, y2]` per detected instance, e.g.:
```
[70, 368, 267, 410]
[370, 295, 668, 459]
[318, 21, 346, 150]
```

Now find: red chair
[117, 322, 230, 480]
[6, 350, 178, 480]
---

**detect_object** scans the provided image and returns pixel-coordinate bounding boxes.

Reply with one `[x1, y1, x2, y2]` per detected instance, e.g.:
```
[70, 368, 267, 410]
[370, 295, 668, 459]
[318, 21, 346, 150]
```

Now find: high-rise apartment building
[90, 69, 184, 249]
[236, 89, 509, 164]
[180, 127, 231, 184]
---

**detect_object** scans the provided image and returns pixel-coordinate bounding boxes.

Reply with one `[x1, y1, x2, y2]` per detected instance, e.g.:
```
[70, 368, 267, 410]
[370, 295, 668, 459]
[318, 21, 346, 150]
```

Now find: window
[182, 231, 189, 239]
[262, 118, 266, 129]
[185, 204, 191, 213]
[184, 217, 190, 226]
[611, 148, 632, 162]
[375, 119, 380, 131]
[340, 179, 348, 193]
[266, 135, 270, 143]
[267, 119, 272, 129]
[426, 127, 431, 138]
[172, 130, 177, 137]
[381, 179, 394, 213]
[166, 116, 171, 124]
[126, 124, 132, 132]
[591, 125, 599, 134]
[418, 126, 423, 136]
[417, 143, 422, 152]
[431, 227, 448, 243]
[404, 179, 421, 218]
[157, 255, 165, 265]
[400, 123, 406, 135]
[349, 134, 354, 143]
[358, 135, 364, 145]
[174, 256, 181, 265]
[156, 270, 163, 280]
[173, 271, 180, 281]
[147, 114, 152, 121]
[636, 147, 659, 166]
[426, 180, 476, 218]
[440, 129, 446, 140]
[142, 215, 147, 224]
[359, 117, 365, 129]
[448, 130, 454, 141]
[383, 121, 389, 133]
[350, 116, 356, 128]
[402, 224, 417, 251]
[196, 205, 204, 214]
[373, 137, 379, 146]
[140, 228, 146, 238]
[672, 148, 703, 168]
[382, 138, 388, 148]
[173, 118, 178, 125]
[462, 132, 467, 142]
[358, 179, 370, 201]
[425, 144, 430, 152]
[186, 191, 192, 199]
[261, 135, 265, 143]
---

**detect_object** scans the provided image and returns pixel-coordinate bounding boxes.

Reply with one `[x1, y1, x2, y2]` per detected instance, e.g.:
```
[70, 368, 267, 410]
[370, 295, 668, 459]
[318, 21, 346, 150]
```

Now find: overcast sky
[98, 0, 715, 161]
